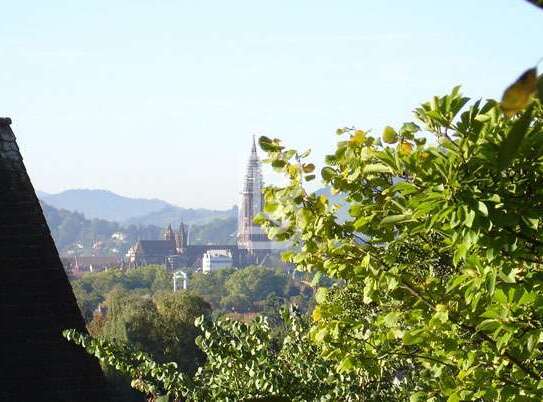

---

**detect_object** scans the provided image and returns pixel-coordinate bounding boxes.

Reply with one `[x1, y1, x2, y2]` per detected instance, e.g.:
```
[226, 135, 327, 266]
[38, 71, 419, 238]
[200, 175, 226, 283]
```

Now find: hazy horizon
[37, 187, 238, 211]
[2, 0, 542, 209]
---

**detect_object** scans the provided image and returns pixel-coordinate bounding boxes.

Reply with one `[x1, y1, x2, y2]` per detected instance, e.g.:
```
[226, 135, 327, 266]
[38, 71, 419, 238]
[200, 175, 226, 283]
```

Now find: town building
[127, 137, 272, 269]
[61, 255, 123, 278]
[202, 249, 233, 273]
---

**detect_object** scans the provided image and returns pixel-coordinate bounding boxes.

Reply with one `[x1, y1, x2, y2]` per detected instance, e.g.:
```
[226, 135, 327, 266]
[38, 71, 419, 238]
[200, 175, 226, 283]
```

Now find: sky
[1, 1, 541, 209]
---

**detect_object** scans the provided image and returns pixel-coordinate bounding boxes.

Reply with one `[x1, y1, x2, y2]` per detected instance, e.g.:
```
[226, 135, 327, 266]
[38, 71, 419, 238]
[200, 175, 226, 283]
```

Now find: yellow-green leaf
[501, 68, 537, 116]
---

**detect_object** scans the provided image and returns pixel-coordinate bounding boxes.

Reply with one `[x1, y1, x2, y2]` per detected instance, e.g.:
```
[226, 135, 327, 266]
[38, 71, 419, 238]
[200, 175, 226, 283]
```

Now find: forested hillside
[124, 205, 237, 227]
[41, 202, 239, 256]
[188, 216, 237, 245]
[41, 202, 162, 256]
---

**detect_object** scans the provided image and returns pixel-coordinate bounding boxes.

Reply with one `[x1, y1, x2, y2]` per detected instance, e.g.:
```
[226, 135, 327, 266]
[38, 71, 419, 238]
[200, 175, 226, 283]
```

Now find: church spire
[250, 135, 258, 160]
[237, 136, 269, 260]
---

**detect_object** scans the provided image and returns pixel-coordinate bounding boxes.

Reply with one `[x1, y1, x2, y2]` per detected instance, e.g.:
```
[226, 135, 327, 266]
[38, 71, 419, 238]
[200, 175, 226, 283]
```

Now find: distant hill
[40, 189, 171, 222]
[188, 216, 238, 245]
[38, 188, 236, 226]
[125, 205, 237, 227]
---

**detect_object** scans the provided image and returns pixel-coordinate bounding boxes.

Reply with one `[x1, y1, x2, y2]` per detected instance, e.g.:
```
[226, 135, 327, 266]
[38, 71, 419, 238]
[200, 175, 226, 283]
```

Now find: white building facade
[202, 249, 233, 273]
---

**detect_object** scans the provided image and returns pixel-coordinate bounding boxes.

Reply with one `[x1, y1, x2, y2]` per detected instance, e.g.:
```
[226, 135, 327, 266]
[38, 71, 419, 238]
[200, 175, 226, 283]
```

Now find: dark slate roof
[0, 118, 109, 401]
[139, 240, 176, 256]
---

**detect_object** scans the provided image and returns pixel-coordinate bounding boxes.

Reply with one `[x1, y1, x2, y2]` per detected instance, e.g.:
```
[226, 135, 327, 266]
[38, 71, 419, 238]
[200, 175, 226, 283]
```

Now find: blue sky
[1, 0, 541, 209]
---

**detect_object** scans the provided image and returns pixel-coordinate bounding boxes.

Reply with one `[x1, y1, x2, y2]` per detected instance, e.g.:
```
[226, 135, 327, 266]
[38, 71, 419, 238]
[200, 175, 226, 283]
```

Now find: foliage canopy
[257, 73, 543, 400]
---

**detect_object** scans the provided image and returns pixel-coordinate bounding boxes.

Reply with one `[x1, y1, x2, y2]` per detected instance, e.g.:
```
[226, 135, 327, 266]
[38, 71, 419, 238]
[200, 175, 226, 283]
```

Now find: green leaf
[526, 330, 541, 353]
[315, 287, 329, 304]
[485, 269, 496, 295]
[447, 392, 461, 402]
[399, 122, 420, 139]
[259, 136, 282, 152]
[494, 289, 507, 304]
[321, 167, 336, 181]
[518, 290, 535, 306]
[271, 159, 286, 168]
[382, 311, 402, 328]
[314, 327, 329, 343]
[264, 203, 279, 213]
[302, 163, 315, 173]
[403, 328, 425, 345]
[447, 275, 466, 292]
[453, 242, 468, 265]
[362, 163, 394, 174]
[498, 104, 534, 169]
[477, 201, 488, 217]
[410, 392, 427, 402]
[338, 356, 355, 372]
[310, 272, 322, 287]
[431, 310, 448, 324]
[477, 319, 500, 332]
[464, 209, 475, 228]
[380, 214, 412, 226]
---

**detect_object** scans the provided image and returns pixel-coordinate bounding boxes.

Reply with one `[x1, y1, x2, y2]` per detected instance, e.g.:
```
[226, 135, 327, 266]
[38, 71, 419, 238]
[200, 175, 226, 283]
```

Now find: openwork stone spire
[0, 118, 108, 401]
[237, 136, 270, 259]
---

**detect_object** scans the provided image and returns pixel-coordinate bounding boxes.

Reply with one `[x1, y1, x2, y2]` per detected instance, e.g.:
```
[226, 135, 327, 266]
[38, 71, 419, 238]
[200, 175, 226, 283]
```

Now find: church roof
[138, 239, 176, 256]
[0, 118, 108, 401]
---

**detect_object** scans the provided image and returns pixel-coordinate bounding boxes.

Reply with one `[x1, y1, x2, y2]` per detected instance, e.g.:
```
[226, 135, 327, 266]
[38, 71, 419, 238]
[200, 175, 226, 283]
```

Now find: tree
[71, 265, 171, 320]
[257, 75, 543, 400]
[153, 292, 212, 374]
[65, 310, 373, 401]
[188, 268, 234, 309]
[222, 267, 289, 312]
[96, 289, 211, 375]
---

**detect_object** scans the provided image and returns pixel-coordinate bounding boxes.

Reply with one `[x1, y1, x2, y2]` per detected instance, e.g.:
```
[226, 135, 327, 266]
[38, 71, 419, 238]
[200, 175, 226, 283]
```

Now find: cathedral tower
[237, 136, 270, 262]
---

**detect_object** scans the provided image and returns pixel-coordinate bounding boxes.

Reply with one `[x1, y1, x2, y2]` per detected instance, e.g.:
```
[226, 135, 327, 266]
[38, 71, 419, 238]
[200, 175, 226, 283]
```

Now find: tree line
[42, 202, 238, 256]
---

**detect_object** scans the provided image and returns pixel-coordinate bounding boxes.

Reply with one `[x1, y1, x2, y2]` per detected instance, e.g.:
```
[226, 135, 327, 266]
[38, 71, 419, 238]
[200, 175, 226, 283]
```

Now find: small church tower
[175, 221, 188, 253]
[164, 224, 176, 242]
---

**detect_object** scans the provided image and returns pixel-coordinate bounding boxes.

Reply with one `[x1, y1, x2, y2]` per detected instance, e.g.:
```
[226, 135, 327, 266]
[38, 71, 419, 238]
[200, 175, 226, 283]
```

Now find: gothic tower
[237, 136, 270, 262]
[164, 224, 175, 242]
[175, 221, 188, 252]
